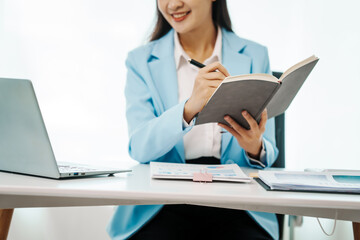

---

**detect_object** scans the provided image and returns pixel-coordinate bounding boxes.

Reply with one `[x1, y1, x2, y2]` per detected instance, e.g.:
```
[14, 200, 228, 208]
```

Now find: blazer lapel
[221, 29, 252, 157]
[148, 30, 179, 111]
[148, 30, 185, 161]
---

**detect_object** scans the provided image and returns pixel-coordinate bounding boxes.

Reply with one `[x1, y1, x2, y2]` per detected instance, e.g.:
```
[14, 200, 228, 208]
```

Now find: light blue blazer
[107, 28, 279, 240]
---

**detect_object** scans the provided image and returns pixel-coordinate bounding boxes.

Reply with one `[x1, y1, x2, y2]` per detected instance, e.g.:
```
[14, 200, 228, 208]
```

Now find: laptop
[0, 77, 131, 179]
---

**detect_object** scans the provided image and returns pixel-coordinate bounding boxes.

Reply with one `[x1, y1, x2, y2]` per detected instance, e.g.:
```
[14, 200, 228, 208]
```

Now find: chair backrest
[272, 71, 285, 239]
[271, 71, 285, 168]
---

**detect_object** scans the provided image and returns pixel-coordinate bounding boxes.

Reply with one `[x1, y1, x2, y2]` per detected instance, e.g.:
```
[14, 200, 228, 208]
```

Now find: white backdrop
[1, 0, 359, 239]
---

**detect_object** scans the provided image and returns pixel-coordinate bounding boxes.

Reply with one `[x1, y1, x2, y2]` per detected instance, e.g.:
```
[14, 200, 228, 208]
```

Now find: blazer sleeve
[243, 118, 278, 168]
[124, 52, 190, 163]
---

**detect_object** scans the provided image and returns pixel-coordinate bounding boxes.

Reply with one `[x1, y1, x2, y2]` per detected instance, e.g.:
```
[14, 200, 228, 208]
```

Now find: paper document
[150, 162, 251, 183]
[258, 170, 360, 193]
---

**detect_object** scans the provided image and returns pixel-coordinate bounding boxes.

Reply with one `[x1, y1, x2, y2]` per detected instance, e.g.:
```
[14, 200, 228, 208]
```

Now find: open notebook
[150, 162, 251, 183]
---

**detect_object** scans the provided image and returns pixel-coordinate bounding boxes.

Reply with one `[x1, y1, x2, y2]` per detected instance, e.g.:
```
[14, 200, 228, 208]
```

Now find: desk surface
[1, 164, 360, 222]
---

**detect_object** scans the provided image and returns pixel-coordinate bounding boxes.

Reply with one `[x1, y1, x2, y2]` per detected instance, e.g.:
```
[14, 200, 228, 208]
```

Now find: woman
[108, 0, 279, 239]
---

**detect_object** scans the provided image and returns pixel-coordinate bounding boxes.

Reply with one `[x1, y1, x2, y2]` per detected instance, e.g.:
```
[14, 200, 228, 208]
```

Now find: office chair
[272, 71, 286, 240]
[272, 71, 302, 240]
[272, 71, 285, 170]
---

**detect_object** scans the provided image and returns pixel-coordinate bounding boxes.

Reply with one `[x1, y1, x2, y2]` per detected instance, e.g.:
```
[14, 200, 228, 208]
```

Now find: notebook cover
[254, 177, 360, 195]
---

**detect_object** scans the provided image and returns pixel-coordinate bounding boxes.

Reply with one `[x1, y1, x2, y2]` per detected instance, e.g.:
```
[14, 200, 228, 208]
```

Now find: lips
[171, 11, 190, 22]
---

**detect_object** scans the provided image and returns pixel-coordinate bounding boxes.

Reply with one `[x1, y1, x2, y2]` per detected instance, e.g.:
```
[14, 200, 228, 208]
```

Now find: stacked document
[150, 162, 251, 183]
[258, 170, 360, 193]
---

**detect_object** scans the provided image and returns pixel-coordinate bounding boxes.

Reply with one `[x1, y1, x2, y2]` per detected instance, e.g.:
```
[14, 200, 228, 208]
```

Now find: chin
[171, 24, 195, 35]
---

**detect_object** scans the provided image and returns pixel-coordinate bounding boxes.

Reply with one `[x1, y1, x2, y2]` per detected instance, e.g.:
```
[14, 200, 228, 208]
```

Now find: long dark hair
[150, 0, 232, 41]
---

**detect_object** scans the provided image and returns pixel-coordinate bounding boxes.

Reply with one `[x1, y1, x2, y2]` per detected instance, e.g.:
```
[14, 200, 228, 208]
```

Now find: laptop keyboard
[58, 164, 98, 173]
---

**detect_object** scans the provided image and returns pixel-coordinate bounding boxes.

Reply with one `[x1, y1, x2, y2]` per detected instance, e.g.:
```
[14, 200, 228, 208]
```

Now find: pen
[188, 59, 206, 68]
[188, 59, 220, 73]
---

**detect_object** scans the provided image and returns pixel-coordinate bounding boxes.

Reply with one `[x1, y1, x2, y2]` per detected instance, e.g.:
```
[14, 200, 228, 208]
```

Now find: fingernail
[242, 111, 247, 116]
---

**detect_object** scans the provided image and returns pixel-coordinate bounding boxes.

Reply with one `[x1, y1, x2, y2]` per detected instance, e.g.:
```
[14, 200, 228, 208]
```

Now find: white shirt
[174, 28, 223, 160]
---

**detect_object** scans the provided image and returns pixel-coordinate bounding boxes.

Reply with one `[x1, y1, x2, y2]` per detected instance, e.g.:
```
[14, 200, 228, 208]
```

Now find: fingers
[205, 71, 227, 80]
[258, 109, 268, 132]
[220, 112, 266, 156]
[223, 110, 267, 134]
[242, 111, 258, 130]
[201, 62, 230, 77]
[223, 115, 247, 135]
[189, 62, 229, 115]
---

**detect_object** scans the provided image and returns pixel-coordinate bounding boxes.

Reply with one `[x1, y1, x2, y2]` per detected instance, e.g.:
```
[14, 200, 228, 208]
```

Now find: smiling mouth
[171, 11, 190, 22]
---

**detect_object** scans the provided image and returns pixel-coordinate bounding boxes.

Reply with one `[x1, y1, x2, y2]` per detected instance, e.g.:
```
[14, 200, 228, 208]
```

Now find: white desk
[1, 164, 360, 238]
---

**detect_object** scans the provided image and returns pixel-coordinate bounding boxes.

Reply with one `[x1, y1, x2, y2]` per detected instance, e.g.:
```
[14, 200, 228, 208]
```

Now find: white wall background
[1, 0, 359, 239]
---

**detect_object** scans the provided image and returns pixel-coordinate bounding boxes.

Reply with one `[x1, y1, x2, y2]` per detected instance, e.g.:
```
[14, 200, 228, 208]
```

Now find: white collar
[174, 27, 222, 69]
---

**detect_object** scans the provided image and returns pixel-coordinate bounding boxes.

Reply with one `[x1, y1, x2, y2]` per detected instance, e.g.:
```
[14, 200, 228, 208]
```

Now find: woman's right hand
[184, 62, 230, 123]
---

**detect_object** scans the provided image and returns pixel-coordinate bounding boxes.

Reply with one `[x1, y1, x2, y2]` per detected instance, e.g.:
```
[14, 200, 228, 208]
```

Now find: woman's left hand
[218, 109, 268, 159]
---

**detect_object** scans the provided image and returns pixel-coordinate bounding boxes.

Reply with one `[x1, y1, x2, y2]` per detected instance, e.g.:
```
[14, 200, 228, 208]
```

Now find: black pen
[188, 59, 206, 68]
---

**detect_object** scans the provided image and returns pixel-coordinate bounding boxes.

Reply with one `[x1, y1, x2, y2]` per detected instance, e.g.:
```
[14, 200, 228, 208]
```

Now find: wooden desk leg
[0, 209, 14, 240]
[353, 222, 360, 240]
